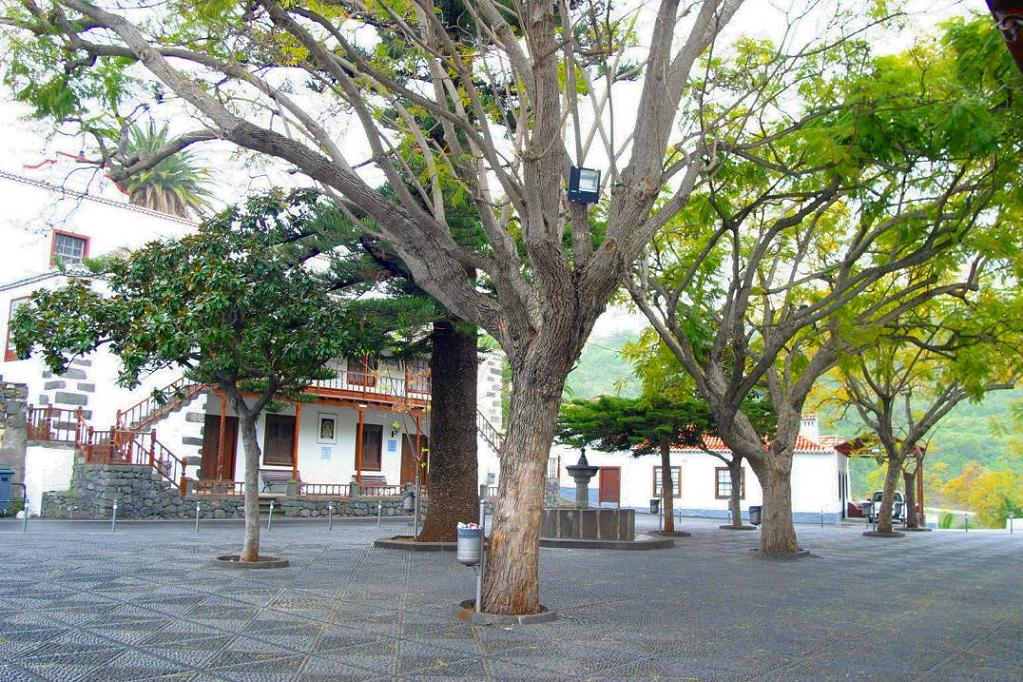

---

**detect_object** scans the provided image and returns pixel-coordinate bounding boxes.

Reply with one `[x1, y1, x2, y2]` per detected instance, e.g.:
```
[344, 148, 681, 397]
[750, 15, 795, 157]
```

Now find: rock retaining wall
[0, 381, 28, 486]
[41, 461, 419, 519]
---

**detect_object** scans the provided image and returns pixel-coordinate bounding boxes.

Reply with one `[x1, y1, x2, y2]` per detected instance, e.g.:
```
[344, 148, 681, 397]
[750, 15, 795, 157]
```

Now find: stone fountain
[538, 450, 672, 549]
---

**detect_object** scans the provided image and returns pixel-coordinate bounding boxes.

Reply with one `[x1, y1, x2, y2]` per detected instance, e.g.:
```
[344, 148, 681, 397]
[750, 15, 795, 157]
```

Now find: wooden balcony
[305, 363, 431, 410]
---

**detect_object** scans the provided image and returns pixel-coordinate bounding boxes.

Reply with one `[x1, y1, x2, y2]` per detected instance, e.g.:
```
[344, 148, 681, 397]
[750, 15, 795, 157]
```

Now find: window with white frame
[715, 467, 745, 499]
[51, 231, 88, 265]
[652, 466, 681, 498]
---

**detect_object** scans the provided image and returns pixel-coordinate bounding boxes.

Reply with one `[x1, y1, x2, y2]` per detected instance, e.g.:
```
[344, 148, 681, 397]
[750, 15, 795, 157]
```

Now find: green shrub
[939, 512, 955, 529]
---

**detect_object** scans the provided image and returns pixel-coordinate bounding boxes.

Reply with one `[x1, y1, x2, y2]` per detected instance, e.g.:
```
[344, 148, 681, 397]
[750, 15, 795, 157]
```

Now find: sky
[0, 0, 978, 339]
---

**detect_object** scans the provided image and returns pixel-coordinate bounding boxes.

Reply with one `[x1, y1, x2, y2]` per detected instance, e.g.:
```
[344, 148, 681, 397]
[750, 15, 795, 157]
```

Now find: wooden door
[400, 434, 429, 486]
[361, 424, 383, 471]
[263, 414, 296, 466]
[201, 414, 238, 480]
[598, 467, 621, 507]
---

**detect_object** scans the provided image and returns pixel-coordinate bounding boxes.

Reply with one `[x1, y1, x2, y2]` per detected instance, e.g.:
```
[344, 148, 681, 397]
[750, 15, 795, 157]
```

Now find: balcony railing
[308, 366, 431, 402]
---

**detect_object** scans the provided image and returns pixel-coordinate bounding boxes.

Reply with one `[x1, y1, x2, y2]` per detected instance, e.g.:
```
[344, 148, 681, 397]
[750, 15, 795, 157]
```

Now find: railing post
[149, 429, 157, 468]
[115, 409, 123, 430]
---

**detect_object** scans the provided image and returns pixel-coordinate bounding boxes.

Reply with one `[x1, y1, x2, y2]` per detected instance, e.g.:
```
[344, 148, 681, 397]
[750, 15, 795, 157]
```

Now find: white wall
[212, 398, 431, 486]
[550, 443, 845, 520]
[23, 444, 75, 515]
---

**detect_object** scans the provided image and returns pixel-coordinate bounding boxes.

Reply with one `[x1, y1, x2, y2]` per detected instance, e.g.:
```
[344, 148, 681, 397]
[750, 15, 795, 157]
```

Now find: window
[715, 467, 745, 500]
[652, 466, 681, 498]
[4, 297, 29, 362]
[360, 424, 383, 471]
[347, 356, 378, 387]
[263, 414, 296, 466]
[50, 231, 89, 266]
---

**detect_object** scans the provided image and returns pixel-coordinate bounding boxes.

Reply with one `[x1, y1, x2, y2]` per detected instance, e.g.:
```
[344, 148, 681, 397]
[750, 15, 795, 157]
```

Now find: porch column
[291, 403, 302, 481]
[355, 407, 366, 489]
[217, 392, 228, 481]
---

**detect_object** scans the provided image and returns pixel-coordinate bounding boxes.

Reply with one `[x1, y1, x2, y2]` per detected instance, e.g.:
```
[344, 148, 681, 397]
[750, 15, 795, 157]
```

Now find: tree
[11, 193, 382, 562]
[942, 462, 1023, 528]
[829, 293, 1023, 533]
[1, 0, 750, 614]
[626, 15, 1023, 555]
[118, 122, 215, 218]
[282, 191, 485, 544]
[622, 334, 776, 528]
[986, 0, 1023, 76]
[558, 395, 710, 533]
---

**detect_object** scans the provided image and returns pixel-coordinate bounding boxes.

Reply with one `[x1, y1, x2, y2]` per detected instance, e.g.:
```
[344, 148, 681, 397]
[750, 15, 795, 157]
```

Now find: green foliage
[12, 191, 383, 403]
[118, 122, 215, 218]
[557, 395, 714, 456]
[938, 512, 955, 529]
[942, 463, 1023, 528]
[563, 330, 642, 400]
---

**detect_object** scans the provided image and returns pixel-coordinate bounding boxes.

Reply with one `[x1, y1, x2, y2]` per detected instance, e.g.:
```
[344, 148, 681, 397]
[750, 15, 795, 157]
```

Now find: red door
[599, 467, 621, 507]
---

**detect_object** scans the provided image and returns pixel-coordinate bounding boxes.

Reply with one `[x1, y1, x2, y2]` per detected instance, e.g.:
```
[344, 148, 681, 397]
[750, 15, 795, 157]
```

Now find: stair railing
[476, 409, 504, 454]
[115, 376, 205, 431]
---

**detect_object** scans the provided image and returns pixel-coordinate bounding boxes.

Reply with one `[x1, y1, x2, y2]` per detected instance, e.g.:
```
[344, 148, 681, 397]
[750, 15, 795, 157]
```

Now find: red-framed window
[4, 296, 30, 362]
[50, 230, 90, 266]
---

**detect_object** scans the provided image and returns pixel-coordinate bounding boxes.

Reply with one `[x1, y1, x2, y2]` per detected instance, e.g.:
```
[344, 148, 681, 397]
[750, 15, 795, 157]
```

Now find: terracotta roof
[675, 434, 835, 454]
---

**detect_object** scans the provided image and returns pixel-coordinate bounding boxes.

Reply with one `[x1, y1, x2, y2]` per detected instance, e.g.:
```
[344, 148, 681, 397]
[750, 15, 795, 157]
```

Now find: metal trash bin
[749, 505, 762, 526]
[649, 498, 661, 515]
[862, 501, 874, 523]
[0, 467, 14, 516]
[402, 488, 416, 514]
[457, 527, 482, 566]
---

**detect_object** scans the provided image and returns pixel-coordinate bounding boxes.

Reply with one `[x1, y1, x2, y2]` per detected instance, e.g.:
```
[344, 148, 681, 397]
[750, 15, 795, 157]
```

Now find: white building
[549, 416, 852, 524]
[0, 167, 504, 514]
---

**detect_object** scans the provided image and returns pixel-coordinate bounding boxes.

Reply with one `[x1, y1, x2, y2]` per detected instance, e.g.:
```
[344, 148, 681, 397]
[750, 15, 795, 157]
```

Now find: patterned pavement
[0, 515, 1019, 681]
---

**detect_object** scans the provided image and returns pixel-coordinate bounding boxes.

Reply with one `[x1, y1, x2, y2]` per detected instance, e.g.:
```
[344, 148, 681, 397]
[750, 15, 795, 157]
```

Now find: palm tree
[118, 123, 214, 218]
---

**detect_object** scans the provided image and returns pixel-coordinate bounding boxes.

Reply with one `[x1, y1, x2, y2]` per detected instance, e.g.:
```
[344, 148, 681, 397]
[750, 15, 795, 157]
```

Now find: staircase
[476, 409, 504, 454]
[116, 376, 206, 431]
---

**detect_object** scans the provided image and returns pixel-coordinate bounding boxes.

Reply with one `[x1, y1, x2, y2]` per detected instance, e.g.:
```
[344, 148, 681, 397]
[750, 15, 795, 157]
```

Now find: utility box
[0, 467, 14, 515]
[649, 498, 661, 515]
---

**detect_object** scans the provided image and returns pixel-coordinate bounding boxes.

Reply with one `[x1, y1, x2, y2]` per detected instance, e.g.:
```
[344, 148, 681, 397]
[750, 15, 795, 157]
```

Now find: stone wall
[41, 463, 190, 519]
[281, 497, 410, 518]
[0, 381, 28, 486]
[40, 460, 418, 519]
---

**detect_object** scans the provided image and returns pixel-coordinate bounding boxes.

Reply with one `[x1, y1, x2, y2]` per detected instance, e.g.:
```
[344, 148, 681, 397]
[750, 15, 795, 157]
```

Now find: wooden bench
[350, 474, 394, 496]
[260, 469, 297, 493]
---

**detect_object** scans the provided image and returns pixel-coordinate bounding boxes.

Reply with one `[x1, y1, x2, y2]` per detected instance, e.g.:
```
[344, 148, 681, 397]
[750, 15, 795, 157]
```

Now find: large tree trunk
[758, 456, 799, 554]
[903, 467, 918, 529]
[728, 457, 744, 528]
[481, 367, 568, 615]
[418, 318, 479, 542]
[877, 454, 904, 534]
[660, 443, 675, 533]
[237, 408, 262, 562]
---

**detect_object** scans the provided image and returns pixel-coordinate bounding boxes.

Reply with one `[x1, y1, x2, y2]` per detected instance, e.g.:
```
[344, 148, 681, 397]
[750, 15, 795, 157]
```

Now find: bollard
[1010, 513, 1015, 534]
[111, 500, 118, 533]
[413, 472, 421, 539]
[267, 499, 274, 531]
[475, 497, 487, 614]
[964, 513, 968, 533]
[12, 483, 27, 533]
[194, 502, 201, 534]
[377, 502, 383, 528]
[820, 508, 824, 528]
[328, 501, 334, 531]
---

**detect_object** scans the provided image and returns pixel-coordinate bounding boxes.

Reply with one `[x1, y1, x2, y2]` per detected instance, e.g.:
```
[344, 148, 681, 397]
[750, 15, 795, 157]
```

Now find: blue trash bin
[0, 467, 14, 516]
[749, 505, 762, 526]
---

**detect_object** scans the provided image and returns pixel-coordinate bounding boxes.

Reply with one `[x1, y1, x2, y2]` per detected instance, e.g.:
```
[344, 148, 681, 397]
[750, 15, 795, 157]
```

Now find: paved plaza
[0, 515, 1019, 681]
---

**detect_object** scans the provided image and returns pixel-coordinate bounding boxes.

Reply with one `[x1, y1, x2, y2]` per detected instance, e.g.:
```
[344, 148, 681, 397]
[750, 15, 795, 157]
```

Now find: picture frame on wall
[317, 414, 337, 444]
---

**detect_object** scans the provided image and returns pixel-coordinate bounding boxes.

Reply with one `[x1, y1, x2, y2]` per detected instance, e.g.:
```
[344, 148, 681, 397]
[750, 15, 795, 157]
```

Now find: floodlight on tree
[567, 167, 601, 205]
